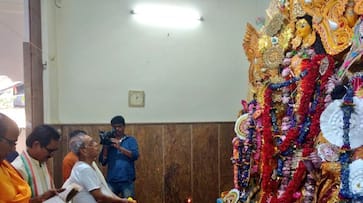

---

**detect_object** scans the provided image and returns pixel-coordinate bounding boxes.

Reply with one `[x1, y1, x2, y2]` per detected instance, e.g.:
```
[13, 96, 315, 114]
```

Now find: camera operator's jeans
[108, 181, 135, 198]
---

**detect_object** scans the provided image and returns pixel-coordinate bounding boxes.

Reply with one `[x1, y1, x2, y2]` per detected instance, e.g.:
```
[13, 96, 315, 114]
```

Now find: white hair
[69, 134, 87, 155]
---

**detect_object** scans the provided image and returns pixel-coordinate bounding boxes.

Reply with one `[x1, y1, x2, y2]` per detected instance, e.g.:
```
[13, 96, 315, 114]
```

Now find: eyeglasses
[0, 136, 17, 146]
[44, 146, 58, 154]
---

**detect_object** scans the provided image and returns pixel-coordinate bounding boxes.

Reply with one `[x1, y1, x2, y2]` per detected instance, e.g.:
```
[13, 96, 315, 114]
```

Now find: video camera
[99, 130, 116, 145]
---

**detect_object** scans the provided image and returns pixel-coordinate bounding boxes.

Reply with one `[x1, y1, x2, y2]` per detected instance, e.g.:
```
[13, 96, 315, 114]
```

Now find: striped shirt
[11, 150, 54, 197]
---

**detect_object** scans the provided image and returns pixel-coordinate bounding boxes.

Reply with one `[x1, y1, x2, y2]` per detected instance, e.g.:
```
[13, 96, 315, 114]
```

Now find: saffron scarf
[0, 160, 31, 203]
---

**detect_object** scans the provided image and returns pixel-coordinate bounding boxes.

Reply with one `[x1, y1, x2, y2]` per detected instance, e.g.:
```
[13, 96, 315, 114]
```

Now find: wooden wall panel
[164, 124, 192, 202]
[219, 123, 235, 194]
[52, 122, 234, 203]
[192, 124, 219, 203]
[134, 125, 163, 202]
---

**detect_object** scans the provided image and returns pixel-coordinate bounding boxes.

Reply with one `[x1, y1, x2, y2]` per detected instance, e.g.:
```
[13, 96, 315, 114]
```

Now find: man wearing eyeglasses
[12, 124, 62, 202]
[0, 113, 31, 203]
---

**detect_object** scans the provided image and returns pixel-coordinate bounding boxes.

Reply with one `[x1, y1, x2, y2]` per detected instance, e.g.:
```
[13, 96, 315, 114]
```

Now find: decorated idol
[220, 0, 363, 202]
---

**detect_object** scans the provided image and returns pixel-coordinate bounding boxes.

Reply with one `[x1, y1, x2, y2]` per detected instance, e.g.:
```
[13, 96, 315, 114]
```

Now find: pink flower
[282, 58, 291, 66]
[293, 192, 302, 199]
[281, 68, 291, 77]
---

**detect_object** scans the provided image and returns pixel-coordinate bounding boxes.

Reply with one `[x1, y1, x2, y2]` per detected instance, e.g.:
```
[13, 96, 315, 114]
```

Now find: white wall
[42, 0, 269, 124]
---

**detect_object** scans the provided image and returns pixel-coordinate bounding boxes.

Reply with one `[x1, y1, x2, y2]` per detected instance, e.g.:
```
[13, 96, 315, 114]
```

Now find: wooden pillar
[23, 0, 43, 133]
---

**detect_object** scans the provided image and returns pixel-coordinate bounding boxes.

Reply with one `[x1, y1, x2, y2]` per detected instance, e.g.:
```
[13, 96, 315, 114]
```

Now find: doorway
[0, 0, 43, 152]
[0, 0, 26, 152]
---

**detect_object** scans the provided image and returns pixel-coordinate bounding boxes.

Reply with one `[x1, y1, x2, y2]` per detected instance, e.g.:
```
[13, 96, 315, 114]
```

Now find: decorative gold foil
[263, 45, 284, 69]
[279, 26, 294, 49]
[243, 23, 264, 87]
[346, 0, 358, 27]
[290, 0, 306, 21]
[354, 0, 363, 14]
[265, 13, 285, 36]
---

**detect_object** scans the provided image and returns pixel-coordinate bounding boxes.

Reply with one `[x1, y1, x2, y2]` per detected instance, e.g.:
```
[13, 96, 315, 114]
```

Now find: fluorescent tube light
[131, 4, 203, 28]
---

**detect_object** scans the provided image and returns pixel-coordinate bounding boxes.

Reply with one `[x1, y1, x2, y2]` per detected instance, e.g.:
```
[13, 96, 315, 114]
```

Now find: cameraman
[99, 115, 139, 199]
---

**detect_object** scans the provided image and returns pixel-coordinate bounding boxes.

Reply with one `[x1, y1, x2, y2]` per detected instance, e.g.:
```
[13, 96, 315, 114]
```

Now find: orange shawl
[0, 160, 31, 203]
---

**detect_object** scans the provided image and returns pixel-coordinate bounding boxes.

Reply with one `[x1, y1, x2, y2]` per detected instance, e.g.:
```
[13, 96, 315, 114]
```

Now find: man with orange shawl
[0, 113, 31, 203]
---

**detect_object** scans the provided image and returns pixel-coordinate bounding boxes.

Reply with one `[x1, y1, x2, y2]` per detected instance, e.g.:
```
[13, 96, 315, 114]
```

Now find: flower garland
[260, 66, 310, 202]
[338, 86, 363, 201]
[260, 55, 335, 203]
[278, 55, 335, 203]
[260, 68, 308, 202]
[261, 87, 277, 203]
[249, 100, 262, 175]
[232, 137, 241, 189]
[301, 55, 335, 156]
[278, 58, 318, 153]
[237, 126, 253, 189]
[238, 119, 254, 201]
[274, 58, 319, 202]
[237, 100, 262, 201]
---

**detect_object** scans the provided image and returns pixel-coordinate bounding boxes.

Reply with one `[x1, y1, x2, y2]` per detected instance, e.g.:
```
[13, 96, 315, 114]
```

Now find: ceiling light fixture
[130, 4, 203, 29]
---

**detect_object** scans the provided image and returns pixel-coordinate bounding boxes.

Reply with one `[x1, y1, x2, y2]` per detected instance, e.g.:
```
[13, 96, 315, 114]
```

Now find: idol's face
[295, 19, 312, 38]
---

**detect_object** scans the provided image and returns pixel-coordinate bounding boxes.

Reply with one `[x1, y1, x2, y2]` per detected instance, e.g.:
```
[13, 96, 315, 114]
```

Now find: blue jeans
[108, 181, 135, 198]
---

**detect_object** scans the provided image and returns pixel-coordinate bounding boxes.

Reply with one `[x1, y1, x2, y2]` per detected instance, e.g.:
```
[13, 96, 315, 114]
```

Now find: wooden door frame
[24, 0, 43, 133]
